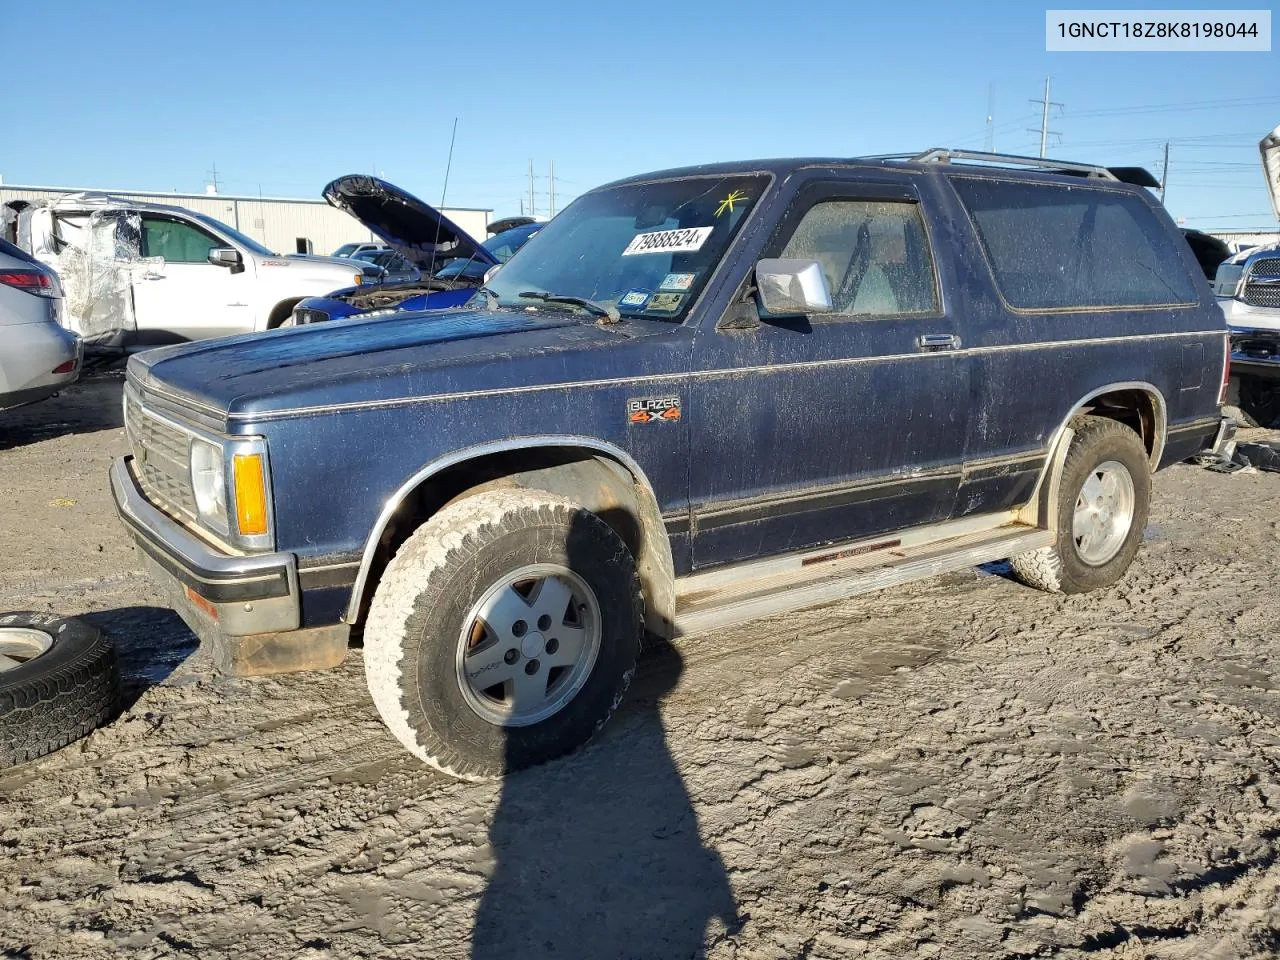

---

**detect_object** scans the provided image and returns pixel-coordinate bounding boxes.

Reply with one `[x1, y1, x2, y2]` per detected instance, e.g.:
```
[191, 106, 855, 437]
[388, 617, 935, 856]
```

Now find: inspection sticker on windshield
[621, 226, 713, 256]
[645, 293, 684, 313]
[659, 273, 695, 291]
[619, 289, 650, 308]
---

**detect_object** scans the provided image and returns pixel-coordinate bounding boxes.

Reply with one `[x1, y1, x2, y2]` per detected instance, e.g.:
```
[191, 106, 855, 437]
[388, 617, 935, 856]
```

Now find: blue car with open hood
[289, 175, 542, 326]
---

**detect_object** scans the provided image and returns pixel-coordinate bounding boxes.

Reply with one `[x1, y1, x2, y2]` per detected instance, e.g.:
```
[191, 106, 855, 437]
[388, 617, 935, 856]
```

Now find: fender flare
[344, 436, 677, 636]
[1015, 380, 1167, 530]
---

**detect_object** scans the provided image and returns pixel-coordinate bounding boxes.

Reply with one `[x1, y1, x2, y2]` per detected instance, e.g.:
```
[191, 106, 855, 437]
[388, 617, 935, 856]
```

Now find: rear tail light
[0, 269, 61, 299]
[1218, 335, 1231, 406]
[52, 359, 77, 375]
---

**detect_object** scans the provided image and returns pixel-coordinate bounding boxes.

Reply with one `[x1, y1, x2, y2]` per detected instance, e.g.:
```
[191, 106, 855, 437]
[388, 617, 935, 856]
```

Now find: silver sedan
[1, 238, 80, 411]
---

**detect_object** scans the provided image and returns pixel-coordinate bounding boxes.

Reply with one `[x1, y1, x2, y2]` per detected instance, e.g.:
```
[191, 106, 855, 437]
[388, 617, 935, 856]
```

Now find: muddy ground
[1, 370, 1278, 960]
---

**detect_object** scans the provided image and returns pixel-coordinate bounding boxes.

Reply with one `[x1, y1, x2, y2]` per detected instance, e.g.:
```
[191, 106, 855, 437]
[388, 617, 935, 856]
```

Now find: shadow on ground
[0, 366, 127, 452]
[81, 605, 198, 711]
[472, 640, 743, 959]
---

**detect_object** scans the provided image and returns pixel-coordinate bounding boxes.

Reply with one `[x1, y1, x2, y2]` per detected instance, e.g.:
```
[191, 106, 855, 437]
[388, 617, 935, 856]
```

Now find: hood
[1262, 125, 1280, 222]
[322, 175, 497, 273]
[130, 308, 667, 419]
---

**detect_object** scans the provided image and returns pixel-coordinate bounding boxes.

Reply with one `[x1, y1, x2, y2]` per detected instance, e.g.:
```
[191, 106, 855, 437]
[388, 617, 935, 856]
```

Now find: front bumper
[111, 456, 301, 636]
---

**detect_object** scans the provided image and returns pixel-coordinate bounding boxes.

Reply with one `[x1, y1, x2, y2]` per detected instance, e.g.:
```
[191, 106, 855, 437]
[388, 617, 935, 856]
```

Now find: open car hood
[322, 175, 498, 272]
[1263, 125, 1280, 221]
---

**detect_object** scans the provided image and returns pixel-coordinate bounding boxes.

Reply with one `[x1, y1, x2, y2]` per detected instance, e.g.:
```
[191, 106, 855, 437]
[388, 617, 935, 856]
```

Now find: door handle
[140, 272, 165, 280]
[917, 333, 960, 351]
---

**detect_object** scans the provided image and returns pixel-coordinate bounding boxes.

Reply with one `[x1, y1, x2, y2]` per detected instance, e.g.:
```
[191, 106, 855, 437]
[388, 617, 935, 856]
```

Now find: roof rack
[861, 148, 1161, 188]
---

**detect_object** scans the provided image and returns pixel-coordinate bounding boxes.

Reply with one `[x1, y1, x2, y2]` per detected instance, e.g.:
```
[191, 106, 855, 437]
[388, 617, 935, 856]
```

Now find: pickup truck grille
[1243, 282, 1280, 309]
[123, 391, 198, 522]
[1243, 257, 1280, 308]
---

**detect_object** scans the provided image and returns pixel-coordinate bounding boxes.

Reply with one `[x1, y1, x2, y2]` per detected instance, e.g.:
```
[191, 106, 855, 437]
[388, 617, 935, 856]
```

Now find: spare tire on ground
[0, 612, 121, 769]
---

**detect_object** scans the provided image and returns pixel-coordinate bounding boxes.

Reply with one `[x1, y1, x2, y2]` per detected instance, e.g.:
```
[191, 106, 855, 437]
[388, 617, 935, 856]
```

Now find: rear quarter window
[950, 178, 1198, 310]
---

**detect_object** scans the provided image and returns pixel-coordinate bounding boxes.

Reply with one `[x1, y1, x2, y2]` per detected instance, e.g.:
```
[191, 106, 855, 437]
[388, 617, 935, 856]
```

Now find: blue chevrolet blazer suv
[112, 149, 1233, 779]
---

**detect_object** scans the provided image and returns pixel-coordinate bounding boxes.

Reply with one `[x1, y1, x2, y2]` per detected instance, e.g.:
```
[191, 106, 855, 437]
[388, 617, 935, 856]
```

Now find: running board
[673, 522, 1053, 637]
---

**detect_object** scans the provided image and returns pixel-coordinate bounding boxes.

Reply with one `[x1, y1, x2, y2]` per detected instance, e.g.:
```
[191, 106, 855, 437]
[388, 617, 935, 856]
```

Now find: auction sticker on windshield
[622, 226, 713, 256]
[660, 273, 696, 291]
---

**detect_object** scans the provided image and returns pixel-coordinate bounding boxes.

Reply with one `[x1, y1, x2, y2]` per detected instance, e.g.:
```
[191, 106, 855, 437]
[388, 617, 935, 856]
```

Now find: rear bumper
[0, 323, 80, 410]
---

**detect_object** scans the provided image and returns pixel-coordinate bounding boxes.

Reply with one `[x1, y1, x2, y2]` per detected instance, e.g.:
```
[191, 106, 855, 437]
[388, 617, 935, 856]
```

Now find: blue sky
[6, 0, 1277, 228]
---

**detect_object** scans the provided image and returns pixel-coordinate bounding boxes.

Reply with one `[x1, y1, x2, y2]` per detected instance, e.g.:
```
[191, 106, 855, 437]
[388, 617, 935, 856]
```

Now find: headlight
[190, 438, 228, 531]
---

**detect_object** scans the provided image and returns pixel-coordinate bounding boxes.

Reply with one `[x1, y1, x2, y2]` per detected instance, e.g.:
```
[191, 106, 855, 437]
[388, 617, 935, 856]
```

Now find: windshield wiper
[518, 290, 621, 324]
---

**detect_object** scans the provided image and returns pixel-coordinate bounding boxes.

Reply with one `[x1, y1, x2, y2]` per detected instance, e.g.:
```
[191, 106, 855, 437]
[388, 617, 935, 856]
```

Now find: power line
[1029, 76, 1063, 158]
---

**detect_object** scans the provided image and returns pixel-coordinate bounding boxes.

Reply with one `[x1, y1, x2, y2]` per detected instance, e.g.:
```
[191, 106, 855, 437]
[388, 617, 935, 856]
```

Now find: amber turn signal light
[232, 453, 269, 536]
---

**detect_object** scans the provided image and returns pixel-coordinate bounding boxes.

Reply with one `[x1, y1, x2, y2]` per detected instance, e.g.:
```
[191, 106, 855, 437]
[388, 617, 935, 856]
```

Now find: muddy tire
[364, 489, 642, 780]
[1010, 417, 1151, 595]
[0, 613, 121, 769]
[1225, 376, 1280, 429]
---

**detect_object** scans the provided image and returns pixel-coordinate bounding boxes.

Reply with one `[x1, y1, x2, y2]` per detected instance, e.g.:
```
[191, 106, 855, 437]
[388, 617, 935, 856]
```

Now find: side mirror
[755, 258, 833, 316]
[208, 247, 244, 273]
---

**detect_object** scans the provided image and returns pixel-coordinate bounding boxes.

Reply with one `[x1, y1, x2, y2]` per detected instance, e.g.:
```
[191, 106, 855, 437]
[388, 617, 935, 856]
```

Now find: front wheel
[1010, 416, 1151, 595]
[363, 489, 642, 780]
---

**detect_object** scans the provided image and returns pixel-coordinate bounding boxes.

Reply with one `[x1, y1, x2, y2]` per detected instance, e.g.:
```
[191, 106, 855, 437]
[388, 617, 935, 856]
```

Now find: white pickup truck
[9, 193, 376, 347]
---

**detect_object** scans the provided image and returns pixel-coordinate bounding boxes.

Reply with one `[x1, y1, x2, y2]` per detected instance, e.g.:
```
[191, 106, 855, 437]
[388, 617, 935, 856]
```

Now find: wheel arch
[345, 438, 677, 639]
[1016, 381, 1166, 530]
[265, 298, 304, 329]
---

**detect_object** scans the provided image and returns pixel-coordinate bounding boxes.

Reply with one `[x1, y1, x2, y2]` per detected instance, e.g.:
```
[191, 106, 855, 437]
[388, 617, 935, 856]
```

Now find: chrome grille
[124, 391, 196, 521]
[1247, 257, 1280, 278]
[1242, 282, 1280, 309]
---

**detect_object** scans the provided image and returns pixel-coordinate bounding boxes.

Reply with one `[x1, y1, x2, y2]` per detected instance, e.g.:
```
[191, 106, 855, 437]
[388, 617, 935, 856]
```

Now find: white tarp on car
[16, 196, 161, 344]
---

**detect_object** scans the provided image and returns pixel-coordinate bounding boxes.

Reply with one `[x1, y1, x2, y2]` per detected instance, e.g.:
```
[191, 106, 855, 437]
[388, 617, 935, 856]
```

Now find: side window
[950, 178, 1198, 309]
[779, 200, 939, 316]
[141, 217, 222, 264]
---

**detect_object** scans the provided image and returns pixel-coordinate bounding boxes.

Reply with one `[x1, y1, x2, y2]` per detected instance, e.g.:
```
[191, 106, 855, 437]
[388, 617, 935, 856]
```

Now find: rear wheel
[1010, 416, 1151, 594]
[363, 489, 642, 780]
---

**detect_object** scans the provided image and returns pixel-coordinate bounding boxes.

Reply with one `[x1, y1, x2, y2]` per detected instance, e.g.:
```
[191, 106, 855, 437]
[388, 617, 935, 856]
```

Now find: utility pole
[528, 160, 536, 218]
[549, 159, 555, 218]
[1028, 76, 1063, 157]
[206, 161, 220, 194]
[984, 83, 994, 152]
[1159, 141, 1170, 203]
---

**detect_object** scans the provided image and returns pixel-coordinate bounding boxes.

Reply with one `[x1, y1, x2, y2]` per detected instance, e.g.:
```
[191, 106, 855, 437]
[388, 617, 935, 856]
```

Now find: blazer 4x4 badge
[628, 396, 682, 424]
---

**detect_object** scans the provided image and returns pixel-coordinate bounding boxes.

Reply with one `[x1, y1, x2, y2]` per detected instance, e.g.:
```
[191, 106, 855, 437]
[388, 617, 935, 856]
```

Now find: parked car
[1181, 228, 1232, 282]
[12, 193, 376, 348]
[290, 175, 542, 325]
[0, 237, 80, 410]
[1213, 244, 1280, 426]
[112, 149, 1232, 780]
[1208, 124, 1280, 427]
[332, 241, 391, 258]
[352, 248, 422, 283]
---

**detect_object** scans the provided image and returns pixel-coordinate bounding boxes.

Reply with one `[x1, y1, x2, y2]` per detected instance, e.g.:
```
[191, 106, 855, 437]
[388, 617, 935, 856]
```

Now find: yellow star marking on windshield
[715, 190, 748, 217]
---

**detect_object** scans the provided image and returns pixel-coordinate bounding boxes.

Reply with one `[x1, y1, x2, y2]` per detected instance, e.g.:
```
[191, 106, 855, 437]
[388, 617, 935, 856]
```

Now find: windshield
[333, 243, 360, 257]
[482, 174, 767, 320]
[193, 213, 277, 257]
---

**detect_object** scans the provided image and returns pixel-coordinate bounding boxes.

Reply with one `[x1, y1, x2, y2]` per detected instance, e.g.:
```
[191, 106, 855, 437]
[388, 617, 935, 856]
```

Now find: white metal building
[1205, 227, 1280, 254]
[0, 182, 492, 257]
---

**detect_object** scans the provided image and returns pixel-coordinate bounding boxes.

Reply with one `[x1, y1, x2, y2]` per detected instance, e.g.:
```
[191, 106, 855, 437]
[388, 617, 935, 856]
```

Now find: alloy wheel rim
[0, 628, 54, 673]
[1072, 460, 1136, 566]
[455, 563, 602, 727]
